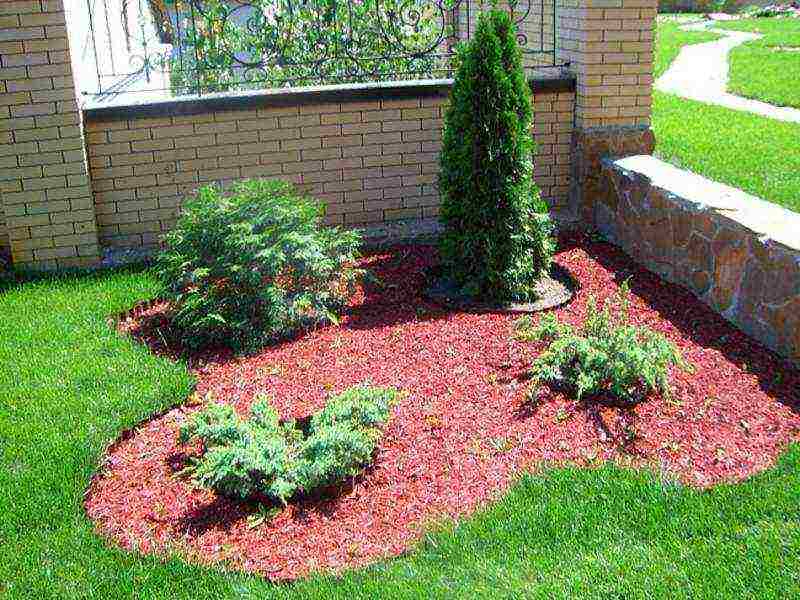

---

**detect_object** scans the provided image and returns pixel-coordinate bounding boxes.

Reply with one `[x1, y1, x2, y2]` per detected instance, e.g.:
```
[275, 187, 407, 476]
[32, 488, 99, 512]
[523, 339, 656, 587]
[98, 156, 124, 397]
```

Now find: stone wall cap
[610, 155, 800, 252]
[82, 74, 576, 122]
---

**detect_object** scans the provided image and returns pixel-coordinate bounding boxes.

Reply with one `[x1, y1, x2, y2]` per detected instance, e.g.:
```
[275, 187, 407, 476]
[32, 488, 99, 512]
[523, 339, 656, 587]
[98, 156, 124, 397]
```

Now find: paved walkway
[655, 21, 800, 123]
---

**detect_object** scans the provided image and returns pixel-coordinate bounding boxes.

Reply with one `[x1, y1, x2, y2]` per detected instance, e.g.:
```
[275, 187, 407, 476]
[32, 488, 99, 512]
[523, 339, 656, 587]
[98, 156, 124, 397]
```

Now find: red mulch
[86, 234, 800, 579]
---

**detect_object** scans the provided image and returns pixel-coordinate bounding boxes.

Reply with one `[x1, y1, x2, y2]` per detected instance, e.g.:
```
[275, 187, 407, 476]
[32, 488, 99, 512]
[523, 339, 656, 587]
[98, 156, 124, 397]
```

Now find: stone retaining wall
[596, 154, 799, 363]
[82, 82, 575, 252]
[569, 125, 655, 225]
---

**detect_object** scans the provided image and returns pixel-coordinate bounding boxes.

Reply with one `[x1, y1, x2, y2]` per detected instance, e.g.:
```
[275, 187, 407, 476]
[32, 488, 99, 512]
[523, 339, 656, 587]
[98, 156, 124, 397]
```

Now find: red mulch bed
[86, 234, 800, 579]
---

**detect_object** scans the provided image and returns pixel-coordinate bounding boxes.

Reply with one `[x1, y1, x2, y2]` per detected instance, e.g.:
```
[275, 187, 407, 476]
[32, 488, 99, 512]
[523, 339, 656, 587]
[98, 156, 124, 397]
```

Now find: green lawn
[2, 269, 800, 599]
[2, 18, 800, 598]
[654, 19, 722, 78]
[716, 17, 800, 108]
[653, 94, 800, 213]
[653, 17, 800, 213]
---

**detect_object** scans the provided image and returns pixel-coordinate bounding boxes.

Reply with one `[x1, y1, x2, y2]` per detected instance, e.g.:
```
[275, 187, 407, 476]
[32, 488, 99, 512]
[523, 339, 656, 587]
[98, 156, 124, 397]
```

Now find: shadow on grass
[0, 258, 152, 295]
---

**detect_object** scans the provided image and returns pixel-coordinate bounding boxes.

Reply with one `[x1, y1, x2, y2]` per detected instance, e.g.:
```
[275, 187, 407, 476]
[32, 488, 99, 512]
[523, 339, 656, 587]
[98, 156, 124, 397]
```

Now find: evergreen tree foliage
[438, 8, 555, 301]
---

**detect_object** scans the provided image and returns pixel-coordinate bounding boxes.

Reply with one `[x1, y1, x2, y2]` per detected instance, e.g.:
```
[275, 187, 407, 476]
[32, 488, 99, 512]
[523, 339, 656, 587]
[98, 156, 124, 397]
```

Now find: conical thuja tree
[438, 8, 555, 301]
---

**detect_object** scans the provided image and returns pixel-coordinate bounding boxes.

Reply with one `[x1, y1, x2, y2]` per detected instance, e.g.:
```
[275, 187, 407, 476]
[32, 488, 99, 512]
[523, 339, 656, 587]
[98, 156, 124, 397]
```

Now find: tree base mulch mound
[424, 263, 577, 313]
[87, 234, 800, 580]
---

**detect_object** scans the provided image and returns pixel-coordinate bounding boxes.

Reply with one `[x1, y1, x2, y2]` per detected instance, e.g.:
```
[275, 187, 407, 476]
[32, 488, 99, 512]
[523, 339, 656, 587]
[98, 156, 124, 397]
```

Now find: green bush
[178, 385, 398, 504]
[438, 9, 555, 302]
[514, 283, 690, 402]
[156, 179, 362, 351]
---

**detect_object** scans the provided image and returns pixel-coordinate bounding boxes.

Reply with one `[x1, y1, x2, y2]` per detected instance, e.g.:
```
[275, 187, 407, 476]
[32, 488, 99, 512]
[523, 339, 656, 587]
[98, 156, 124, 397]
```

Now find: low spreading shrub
[438, 9, 555, 302]
[514, 283, 690, 402]
[156, 179, 362, 351]
[178, 385, 398, 504]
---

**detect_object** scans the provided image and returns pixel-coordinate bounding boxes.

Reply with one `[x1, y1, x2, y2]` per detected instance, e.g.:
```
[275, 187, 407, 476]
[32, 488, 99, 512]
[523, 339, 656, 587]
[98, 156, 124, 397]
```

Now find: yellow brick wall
[83, 88, 574, 251]
[0, 0, 651, 267]
[0, 0, 100, 269]
[557, 0, 656, 128]
[533, 91, 575, 205]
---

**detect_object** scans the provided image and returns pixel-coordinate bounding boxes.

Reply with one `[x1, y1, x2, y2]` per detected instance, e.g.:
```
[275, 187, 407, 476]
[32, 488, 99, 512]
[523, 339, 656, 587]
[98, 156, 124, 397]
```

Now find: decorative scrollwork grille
[80, 0, 562, 98]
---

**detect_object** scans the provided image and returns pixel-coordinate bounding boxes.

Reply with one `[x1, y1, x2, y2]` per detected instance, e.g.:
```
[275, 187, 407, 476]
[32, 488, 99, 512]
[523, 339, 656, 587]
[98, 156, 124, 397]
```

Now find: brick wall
[83, 85, 574, 251]
[558, 0, 657, 225]
[2, 0, 651, 268]
[558, 0, 656, 129]
[0, 0, 100, 269]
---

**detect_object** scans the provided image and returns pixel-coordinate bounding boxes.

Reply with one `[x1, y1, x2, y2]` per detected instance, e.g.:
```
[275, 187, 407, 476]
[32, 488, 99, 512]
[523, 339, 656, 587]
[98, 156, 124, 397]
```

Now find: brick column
[558, 0, 657, 226]
[0, 0, 100, 269]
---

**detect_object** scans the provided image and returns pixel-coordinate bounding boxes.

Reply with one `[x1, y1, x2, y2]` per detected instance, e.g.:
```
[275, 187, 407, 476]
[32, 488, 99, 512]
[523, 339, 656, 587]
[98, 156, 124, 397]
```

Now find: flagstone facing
[597, 154, 800, 362]
[570, 125, 656, 225]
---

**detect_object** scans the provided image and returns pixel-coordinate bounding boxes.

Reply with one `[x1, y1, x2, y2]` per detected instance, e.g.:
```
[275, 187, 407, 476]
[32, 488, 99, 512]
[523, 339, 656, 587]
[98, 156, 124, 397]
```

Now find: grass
[653, 93, 800, 213]
[654, 19, 722, 78]
[2, 268, 800, 598]
[716, 17, 800, 108]
[652, 16, 800, 213]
